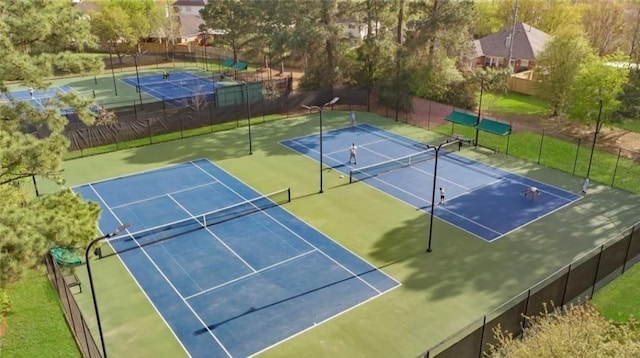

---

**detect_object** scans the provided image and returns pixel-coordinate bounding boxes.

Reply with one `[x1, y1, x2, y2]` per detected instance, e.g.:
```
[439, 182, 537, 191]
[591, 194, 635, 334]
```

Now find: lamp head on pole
[326, 97, 339, 106]
[108, 224, 130, 238]
[301, 104, 320, 111]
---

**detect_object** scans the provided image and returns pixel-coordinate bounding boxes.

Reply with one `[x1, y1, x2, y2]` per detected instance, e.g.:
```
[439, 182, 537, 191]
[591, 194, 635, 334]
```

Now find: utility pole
[506, 0, 519, 72]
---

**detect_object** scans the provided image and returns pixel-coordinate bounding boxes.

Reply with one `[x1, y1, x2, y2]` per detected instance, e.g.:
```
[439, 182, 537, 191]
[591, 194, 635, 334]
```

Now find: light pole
[425, 141, 459, 252]
[109, 44, 118, 96]
[239, 82, 252, 154]
[586, 98, 604, 178]
[301, 97, 340, 193]
[133, 53, 143, 110]
[475, 78, 484, 146]
[202, 31, 209, 71]
[85, 224, 130, 358]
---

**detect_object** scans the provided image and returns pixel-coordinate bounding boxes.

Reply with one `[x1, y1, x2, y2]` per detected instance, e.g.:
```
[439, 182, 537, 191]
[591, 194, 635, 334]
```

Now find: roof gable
[477, 22, 549, 61]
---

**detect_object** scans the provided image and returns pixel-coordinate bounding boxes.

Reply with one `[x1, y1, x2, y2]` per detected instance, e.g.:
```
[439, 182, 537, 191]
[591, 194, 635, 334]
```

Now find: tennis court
[3, 85, 85, 115]
[121, 71, 223, 107]
[72, 158, 399, 357]
[281, 123, 582, 242]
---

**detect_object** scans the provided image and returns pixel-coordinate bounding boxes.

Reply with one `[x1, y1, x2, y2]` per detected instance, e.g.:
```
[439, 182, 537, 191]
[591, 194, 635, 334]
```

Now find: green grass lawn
[592, 263, 640, 323]
[0, 270, 79, 358]
[479, 91, 640, 135]
[431, 124, 640, 194]
[480, 91, 550, 116]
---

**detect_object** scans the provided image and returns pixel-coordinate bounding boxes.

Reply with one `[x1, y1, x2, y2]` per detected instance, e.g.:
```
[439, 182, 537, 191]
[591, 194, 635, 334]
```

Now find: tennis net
[143, 77, 213, 89]
[349, 140, 461, 183]
[111, 188, 291, 251]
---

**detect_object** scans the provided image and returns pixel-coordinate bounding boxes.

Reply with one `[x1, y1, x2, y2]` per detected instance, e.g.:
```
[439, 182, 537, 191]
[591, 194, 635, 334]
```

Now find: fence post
[478, 315, 487, 358]
[591, 245, 605, 298]
[522, 289, 531, 330]
[560, 265, 571, 305]
[179, 109, 184, 139]
[611, 148, 622, 187]
[148, 119, 152, 144]
[506, 122, 512, 155]
[572, 138, 581, 175]
[427, 101, 431, 130]
[622, 226, 636, 274]
[114, 124, 120, 151]
[537, 129, 545, 164]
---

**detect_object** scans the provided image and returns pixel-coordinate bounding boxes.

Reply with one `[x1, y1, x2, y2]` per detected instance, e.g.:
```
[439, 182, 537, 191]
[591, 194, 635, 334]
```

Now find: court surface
[2, 85, 86, 115]
[280, 123, 582, 242]
[73, 159, 399, 357]
[121, 71, 222, 106]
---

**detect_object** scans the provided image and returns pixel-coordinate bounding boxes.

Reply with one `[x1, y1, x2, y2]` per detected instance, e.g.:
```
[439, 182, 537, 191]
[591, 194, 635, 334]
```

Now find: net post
[287, 188, 291, 203]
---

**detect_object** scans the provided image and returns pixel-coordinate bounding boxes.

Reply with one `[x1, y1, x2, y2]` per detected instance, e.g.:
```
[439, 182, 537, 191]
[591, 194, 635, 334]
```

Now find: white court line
[110, 182, 218, 209]
[191, 159, 402, 288]
[443, 155, 579, 201]
[191, 161, 405, 357]
[356, 123, 422, 148]
[190, 160, 388, 295]
[353, 146, 471, 191]
[86, 184, 192, 358]
[158, 237, 204, 292]
[87, 184, 233, 357]
[166, 193, 257, 273]
[185, 249, 317, 300]
[71, 162, 201, 189]
[494, 196, 584, 240]
[249, 283, 402, 358]
[361, 171, 503, 236]
[324, 138, 388, 156]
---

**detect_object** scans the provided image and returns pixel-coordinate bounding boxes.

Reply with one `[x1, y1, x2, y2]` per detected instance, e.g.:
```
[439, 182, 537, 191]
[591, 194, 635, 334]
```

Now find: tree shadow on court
[369, 176, 640, 303]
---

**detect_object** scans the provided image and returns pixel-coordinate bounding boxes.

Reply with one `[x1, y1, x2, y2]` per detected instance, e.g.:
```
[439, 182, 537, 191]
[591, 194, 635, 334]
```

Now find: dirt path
[488, 111, 640, 160]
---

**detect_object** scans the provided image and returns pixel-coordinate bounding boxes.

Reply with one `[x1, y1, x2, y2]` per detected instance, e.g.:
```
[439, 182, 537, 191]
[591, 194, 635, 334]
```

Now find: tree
[581, 1, 625, 56]
[468, 67, 512, 112]
[492, 0, 582, 35]
[295, 0, 343, 90]
[623, 5, 640, 66]
[569, 53, 628, 127]
[200, 0, 260, 64]
[488, 303, 640, 357]
[0, 0, 102, 285]
[494, 0, 547, 30]
[90, 0, 164, 64]
[617, 69, 640, 120]
[350, 0, 396, 108]
[534, 30, 593, 116]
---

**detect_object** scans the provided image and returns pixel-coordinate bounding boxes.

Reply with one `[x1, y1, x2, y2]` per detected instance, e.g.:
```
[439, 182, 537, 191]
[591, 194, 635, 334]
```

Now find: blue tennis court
[122, 71, 223, 107]
[73, 159, 399, 357]
[280, 124, 582, 242]
[3, 85, 82, 115]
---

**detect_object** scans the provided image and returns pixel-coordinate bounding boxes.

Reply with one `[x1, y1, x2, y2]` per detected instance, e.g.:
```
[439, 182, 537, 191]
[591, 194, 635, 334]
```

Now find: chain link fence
[44, 253, 102, 358]
[421, 223, 640, 358]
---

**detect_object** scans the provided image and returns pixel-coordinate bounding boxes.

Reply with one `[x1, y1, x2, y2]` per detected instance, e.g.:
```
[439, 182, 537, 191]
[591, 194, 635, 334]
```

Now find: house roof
[476, 22, 550, 61]
[179, 14, 205, 38]
[173, 0, 206, 6]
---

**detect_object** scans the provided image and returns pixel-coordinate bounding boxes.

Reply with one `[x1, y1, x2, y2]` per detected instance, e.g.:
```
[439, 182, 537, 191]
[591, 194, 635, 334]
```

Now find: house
[173, 0, 206, 14]
[336, 18, 379, 46]
[172, 0, 207, 43]
[473, 22, 550, 73]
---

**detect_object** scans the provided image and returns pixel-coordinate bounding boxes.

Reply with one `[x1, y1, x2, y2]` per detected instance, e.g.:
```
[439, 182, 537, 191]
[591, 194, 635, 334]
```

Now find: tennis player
[162, 69, 170, 80]
[439, 187, 445, 204]
[349, 111, 356, 127]
[523, 186, 540, 201]
[28, 87, 34, 98]
[348, 143, 357, 164]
